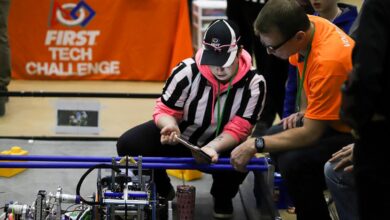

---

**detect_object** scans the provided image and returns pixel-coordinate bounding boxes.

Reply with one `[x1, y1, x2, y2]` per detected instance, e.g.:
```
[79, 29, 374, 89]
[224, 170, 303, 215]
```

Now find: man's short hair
[254, 0, 310, 39]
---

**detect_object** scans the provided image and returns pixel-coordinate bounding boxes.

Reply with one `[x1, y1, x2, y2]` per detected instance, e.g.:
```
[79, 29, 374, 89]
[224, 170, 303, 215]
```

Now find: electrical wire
[76, 164, 121, 206]
[63, 204, 82, 214]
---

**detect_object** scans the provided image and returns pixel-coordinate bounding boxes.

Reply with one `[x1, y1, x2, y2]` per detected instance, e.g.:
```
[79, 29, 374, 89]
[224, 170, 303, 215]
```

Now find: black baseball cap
[200, 19, 241, 68]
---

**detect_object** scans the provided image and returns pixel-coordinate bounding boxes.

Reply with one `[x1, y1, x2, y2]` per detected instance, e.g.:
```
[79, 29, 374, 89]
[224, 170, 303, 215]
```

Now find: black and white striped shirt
[159, 58, 266, 146]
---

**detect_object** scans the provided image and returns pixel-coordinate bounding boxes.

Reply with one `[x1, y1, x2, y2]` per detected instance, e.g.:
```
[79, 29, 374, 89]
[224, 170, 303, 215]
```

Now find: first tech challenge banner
[9, 0, 192, 81]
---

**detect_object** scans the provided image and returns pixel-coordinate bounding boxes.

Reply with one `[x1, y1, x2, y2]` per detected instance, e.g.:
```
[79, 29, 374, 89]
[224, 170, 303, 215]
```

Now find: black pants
[267, 124, 354, 220]
[226, 0, 289, 134]
[116, 120, 248, 200]
[354, 120, 390, 220]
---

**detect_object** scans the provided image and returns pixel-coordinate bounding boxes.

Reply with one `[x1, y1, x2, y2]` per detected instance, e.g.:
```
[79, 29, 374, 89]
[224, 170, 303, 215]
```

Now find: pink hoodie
[153, 49, 254, 142]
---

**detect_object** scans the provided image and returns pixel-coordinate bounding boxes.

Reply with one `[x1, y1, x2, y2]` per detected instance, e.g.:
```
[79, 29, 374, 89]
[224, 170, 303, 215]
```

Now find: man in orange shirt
[231, 0, 355, 219]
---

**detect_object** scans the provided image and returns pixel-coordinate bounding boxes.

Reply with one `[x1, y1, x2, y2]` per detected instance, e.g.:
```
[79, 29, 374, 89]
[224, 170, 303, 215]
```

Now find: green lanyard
[295, 25, 316, 112]
[215, 65, 238, 136]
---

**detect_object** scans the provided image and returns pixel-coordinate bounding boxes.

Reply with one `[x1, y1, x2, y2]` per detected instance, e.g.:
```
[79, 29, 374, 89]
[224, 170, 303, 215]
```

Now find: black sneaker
[165, 184, 176, 201]
[213, 198, 233, 219]
[159, 184, 176, 202]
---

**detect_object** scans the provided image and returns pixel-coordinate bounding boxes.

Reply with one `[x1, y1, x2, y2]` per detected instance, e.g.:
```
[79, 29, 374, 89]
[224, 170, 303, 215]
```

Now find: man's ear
[295, 31, 306, 41]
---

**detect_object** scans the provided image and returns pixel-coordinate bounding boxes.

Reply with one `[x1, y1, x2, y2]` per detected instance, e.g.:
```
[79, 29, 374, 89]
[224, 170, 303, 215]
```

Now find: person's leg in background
[226, 0, 259, 61]
[254, 54, 288, 135]
[0, 0, 11, 116]
[324, 161, 359, 220]
[249, 1, 289, 136]
[282, 65, 298, 118]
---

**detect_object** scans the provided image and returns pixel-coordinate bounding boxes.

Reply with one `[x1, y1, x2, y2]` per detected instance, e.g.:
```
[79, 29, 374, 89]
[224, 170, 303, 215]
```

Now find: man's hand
[328, 143, 354, 172]
[160, 124, 180, 145]
[230, 138, 257, 172]
[281, 112, 304, 130]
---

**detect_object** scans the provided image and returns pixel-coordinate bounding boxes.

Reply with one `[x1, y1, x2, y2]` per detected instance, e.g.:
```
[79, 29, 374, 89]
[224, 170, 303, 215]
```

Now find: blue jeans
[324, 161, 359, 220]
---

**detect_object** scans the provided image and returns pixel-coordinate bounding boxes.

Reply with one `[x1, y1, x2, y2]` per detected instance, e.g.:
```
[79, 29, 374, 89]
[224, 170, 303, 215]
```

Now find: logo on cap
[211, 38, 221, 51]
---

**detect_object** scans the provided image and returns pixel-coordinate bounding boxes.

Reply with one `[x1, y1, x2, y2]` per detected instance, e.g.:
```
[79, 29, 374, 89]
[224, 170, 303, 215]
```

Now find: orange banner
[9, 0, 193, 81]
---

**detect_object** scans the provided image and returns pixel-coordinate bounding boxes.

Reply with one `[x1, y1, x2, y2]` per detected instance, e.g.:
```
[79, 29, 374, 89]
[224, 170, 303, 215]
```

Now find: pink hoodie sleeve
[153, 98, 184, 124]
[223, 116, 254, 142]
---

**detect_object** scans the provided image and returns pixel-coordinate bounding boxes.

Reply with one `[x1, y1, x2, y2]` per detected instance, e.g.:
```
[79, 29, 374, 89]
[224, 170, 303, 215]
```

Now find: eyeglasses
[203, 37, 241, 52]
[264, 33, 296, 51]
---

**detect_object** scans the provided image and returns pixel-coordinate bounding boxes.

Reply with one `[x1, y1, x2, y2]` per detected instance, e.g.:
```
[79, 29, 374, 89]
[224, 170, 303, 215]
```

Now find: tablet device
[175, 136, 212, 164]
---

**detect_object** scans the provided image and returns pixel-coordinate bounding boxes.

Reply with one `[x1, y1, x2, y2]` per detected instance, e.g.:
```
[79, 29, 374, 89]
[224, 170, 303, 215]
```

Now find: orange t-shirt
[289, 15, 355, 133]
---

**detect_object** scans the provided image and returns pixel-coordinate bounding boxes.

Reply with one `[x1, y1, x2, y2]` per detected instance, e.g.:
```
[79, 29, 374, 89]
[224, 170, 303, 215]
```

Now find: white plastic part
[168, 200, 173, 220]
